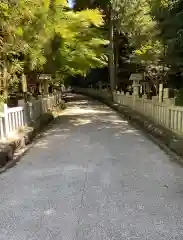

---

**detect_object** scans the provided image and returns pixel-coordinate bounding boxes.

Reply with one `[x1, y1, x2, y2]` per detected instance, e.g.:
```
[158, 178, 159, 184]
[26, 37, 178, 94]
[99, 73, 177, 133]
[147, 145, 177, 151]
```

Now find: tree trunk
[3, 66, 9, 103]
[115, 32, 119, 89]
[108, 8, 115, 94]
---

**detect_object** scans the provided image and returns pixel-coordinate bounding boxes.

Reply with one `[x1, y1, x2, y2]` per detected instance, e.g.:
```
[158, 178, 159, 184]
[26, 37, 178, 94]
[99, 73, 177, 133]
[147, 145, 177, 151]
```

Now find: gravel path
[1, 97, 183, 240]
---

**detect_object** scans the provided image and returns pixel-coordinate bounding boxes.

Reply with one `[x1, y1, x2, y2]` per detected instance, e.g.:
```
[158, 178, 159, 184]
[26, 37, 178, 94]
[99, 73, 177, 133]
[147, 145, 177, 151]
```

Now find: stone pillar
[163, 88, 170, 102]
[159, 84, 163, 102]
[39, 83, 42, 94]
[132, 80, 140, 108]
[43, 80, 49, 96]
[21, 74, 27, 93]
[140, 85, 143, 94]
[132, 79, 140, 96]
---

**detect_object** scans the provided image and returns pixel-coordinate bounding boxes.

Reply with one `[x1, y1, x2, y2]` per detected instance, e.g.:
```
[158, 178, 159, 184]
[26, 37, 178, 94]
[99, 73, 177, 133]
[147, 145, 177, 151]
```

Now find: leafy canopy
[0, 0, 109, 93]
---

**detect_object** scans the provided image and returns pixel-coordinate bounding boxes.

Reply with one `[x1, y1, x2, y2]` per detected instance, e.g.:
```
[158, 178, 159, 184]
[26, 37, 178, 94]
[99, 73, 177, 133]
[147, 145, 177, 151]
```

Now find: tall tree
[74, 0, 117, 92]
[0, 0, 108, 99]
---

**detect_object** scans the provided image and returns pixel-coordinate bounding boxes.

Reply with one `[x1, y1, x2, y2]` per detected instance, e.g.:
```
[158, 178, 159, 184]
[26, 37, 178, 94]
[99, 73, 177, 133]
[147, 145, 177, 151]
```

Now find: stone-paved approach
[1, 97, 183, 240]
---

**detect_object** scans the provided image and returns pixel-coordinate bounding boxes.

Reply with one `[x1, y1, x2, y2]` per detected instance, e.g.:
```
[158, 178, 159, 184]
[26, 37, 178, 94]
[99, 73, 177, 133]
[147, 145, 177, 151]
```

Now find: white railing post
[3, 104, 9, 138]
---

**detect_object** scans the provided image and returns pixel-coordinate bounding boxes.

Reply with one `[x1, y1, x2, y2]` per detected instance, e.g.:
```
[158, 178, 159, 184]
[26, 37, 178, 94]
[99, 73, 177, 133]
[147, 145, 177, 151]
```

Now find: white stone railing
[113, 92, 183, 136]
[0, 92, 62, 141]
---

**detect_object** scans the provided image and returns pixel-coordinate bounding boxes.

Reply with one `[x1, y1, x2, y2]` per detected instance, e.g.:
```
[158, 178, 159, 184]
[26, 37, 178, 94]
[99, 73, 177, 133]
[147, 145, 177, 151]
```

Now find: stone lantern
[129, 73, 143, 96]
[38, 74, 51, 96]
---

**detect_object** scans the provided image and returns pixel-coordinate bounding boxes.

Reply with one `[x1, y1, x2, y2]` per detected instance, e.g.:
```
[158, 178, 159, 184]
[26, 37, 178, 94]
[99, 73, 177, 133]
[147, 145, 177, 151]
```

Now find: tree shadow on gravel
[33, 98, 139, 148]
[6, 97, 144, 171]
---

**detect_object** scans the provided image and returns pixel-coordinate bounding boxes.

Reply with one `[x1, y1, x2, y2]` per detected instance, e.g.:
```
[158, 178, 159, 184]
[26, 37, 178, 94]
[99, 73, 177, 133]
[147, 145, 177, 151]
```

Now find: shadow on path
[1, 96, 183, 240]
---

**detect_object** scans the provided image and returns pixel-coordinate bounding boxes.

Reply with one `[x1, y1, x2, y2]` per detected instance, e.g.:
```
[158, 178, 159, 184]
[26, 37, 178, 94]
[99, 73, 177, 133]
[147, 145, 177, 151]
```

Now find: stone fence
[76, 86, 183, 137]
[87, 80, 183, 136]
[113, 91, 183, 136]
[0, 92, 62, 141]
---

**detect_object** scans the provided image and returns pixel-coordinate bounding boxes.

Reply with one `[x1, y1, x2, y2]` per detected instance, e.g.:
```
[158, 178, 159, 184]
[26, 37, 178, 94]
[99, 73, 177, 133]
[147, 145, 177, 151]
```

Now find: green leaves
[15, 27, 23, 36]
[0, 0, 108, 90]
[150, 0, 183, 69]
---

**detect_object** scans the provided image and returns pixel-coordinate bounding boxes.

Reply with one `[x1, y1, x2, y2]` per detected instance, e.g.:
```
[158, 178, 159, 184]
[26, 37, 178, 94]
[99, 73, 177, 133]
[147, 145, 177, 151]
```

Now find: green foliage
[74, 0, 183, 92]
[3, 0, 183, 95]
[51, 6, 109, 76]
[110, 1, 161, 66]
[74, 0, 162, 69]
[151, 0, 183, 70]
[0, 0, 108, 97]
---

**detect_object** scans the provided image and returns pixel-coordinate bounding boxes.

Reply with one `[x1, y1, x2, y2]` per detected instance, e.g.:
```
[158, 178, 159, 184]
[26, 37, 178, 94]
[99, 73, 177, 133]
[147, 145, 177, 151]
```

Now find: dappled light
[62, 106, 110, 116]
[35, 140, 50, 149]
[2, 96, 183, 240]
[21, 97, 139, 155]
[54, 98, 136, 133]
[44, 208, 56, 216]
[2, 0, 183, 237]
[70, 118, 92, 126]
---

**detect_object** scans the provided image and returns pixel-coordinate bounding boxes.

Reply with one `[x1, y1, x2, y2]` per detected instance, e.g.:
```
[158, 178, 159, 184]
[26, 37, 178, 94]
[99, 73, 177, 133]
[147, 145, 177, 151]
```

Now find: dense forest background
[73, 0, 183, 97]
[0, 0, 108, 103]
[1, 0, 183, 102]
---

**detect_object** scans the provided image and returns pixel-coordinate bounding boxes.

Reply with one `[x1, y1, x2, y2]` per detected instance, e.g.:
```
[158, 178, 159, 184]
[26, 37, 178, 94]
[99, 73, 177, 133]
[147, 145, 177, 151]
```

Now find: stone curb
[0, 102, 66, 173]
[75, 89, 183, 164]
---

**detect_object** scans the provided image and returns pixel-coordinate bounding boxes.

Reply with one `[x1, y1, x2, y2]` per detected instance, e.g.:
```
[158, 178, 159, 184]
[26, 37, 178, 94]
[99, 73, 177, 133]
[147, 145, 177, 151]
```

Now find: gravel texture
[76, 88, 183, 162]
[1, 97, 183, 239]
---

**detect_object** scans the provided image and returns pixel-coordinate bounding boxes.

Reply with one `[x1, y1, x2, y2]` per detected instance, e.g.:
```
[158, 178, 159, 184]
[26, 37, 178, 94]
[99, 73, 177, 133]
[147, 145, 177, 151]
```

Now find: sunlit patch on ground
[35, 140, 48, 147]
[44, 208, 56, 216]
[1, 96, 183, 240]
[64, 107, 110, 116]
[70, 118, 92, 126]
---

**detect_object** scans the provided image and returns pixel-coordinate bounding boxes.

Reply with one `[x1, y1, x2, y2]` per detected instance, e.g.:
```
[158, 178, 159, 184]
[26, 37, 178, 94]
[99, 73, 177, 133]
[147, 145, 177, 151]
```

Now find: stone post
[132, 79, 140, 108]
[159, 84, 163, 103]
[140, 85, 143, 95]
[39, 83, 42, 95]
[43, 80, 49, 96]
[163, 88, 170, 103]
[132, 79, 140, 96]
